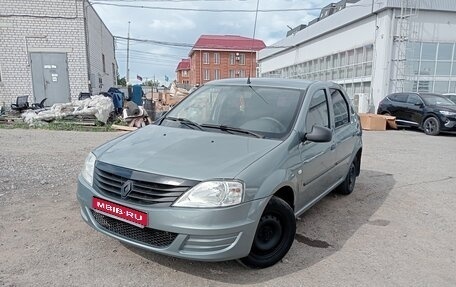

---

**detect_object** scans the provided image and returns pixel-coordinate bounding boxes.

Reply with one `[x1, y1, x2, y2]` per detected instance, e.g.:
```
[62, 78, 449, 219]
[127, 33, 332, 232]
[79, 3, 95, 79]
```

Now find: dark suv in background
[377, 92, 456, 135]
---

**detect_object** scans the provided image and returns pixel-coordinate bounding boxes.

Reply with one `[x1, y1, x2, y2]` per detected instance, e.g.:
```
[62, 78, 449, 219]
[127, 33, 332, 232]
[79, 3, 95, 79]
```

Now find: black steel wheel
[240, 196, 296, 269]
[336, 160, 357, 195]
[423, 116, 440, 136]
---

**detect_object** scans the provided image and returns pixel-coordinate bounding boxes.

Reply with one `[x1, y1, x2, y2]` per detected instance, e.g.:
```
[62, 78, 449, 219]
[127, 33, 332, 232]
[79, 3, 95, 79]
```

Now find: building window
[214, 69, 220, 80]
[102, 54, 106, 73]
[183, 70, 188, 77]
[230, 53, 235, 65]
[229, 69, 235, 78]
[112, 63, 116, 84]
[203, 52, 209, 64]
[239, 53, 245, 65]
[0, 63, 2, 82]
[204, 69, 210, 80]
[238, 70, 245, 77]
[214, 53, 220, 64]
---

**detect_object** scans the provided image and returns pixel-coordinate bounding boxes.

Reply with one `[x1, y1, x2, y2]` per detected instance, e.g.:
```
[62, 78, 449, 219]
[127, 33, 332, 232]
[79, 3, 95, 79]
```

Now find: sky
[91, 0, 331, 85]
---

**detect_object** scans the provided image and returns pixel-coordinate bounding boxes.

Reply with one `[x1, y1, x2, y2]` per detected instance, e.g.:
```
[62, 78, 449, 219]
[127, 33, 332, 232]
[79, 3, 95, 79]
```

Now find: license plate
[92, 197, 148, 228]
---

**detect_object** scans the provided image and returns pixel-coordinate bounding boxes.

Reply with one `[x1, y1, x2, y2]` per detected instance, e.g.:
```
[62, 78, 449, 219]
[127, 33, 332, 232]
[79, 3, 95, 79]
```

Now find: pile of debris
[21, 95, 114, 126]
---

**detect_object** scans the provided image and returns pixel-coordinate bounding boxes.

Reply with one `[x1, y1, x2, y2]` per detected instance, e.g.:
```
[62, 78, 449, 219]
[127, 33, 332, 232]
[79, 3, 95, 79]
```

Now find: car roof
[205, 77, 315, 90]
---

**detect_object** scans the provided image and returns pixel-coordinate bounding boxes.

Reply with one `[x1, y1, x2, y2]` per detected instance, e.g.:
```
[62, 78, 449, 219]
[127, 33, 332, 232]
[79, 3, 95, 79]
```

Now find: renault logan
[77, 78, 363, 268]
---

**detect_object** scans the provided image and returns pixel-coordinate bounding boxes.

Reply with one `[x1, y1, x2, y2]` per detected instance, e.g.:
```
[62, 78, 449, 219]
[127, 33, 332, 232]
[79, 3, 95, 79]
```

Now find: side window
[306, 89, 329, 133]
[392, 94, 408, 102]
[406, 94, 422, 105]
[331, 89, 350, 128]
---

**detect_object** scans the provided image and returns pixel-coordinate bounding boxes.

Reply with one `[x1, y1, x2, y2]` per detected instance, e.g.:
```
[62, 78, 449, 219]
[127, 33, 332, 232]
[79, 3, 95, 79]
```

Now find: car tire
[336, 160, 357, 195]
[423, 116, 440, 136]
[239, 196, 296, 269]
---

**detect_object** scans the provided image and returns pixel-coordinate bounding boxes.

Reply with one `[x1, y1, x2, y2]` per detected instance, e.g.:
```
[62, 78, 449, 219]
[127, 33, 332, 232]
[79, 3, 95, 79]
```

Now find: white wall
[85, 3, 117, 95]
[0, 0, 88, 104]
[258, 7, 456, 111]
[259, 16, 377, 74]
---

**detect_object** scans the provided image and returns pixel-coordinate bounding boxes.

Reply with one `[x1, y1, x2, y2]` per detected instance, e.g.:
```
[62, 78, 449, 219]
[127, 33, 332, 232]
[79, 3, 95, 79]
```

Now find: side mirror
[414, 102, 423, 107]
[305, 125, 332, 143]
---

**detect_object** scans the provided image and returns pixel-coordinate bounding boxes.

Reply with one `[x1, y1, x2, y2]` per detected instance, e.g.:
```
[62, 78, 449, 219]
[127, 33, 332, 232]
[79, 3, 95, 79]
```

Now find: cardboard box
[359, 113, 397, 131]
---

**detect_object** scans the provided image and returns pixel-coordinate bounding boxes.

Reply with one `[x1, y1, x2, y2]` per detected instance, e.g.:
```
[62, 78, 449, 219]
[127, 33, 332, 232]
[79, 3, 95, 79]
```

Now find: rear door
[389, 93, 409, 123]
[298, 88, 335, 208]
[404, 94, 424, 126]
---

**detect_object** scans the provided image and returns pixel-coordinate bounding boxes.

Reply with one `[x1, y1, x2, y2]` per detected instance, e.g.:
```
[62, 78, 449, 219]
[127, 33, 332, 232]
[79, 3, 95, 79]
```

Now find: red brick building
[186, 35, 266, 85]
[175, 58, 191, 85]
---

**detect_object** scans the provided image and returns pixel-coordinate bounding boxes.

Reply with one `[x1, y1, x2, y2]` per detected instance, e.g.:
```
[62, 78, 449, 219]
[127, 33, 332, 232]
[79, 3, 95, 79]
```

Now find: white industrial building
[258, 0, 456, 112]
[0, 0, 117, 106]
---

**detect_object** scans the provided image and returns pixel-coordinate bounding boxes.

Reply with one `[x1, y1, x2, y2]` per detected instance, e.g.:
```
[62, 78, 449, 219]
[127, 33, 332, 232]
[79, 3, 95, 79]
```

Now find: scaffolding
[391, 0, 418, 93]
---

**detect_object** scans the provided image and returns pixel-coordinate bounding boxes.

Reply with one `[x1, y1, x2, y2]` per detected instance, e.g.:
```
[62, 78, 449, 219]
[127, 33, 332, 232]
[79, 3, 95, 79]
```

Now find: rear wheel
[336, 160, 357, 195]
[240, 196, 296, 269]
[423, 116, 440, 136]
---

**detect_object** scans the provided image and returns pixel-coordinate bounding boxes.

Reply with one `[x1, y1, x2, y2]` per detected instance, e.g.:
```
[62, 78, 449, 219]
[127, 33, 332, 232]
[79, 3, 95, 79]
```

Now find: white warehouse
[258, 0, 456, 112]
[0, 0, 117, 106]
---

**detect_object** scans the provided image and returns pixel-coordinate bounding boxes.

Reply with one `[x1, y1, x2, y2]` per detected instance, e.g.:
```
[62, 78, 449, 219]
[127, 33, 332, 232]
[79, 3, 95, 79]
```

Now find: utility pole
[126, 21, 131, 84]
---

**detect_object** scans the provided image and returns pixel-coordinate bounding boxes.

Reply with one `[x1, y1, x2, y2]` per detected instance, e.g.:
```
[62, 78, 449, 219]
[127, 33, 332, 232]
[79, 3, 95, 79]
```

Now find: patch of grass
[0, 121, 30, 129]
[0, 120, 115, 132]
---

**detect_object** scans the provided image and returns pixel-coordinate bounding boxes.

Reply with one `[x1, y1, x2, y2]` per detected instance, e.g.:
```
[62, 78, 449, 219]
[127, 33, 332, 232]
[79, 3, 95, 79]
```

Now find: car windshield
[161, 84, 304, 139]
[421, 94, 456, 106]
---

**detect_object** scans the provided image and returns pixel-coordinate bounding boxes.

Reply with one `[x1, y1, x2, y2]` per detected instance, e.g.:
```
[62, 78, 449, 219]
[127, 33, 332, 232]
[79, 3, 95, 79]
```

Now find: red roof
[190, 35, 266, 55]
[176, 58, 190, 71]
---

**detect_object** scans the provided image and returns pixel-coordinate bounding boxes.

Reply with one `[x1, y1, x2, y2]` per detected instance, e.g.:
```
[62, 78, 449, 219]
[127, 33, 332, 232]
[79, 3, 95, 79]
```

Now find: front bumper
[77, 175, 269, 261]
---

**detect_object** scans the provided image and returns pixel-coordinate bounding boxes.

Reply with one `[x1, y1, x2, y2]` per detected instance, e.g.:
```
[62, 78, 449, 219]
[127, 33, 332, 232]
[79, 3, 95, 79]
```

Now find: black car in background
[377, 92, 456, 135]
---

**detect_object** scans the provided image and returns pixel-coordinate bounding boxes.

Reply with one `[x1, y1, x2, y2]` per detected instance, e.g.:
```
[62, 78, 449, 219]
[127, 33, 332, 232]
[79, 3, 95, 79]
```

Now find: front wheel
[239, 196, 296, 269]
[423, 116, 440, 136]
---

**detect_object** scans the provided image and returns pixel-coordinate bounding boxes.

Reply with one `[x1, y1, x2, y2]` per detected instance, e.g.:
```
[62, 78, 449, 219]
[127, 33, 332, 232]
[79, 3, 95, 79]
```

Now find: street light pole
[126, 21, 131, 84]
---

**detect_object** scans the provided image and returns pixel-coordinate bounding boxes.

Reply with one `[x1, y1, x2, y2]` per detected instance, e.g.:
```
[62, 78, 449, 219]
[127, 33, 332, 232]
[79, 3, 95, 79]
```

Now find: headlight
[440, 110, 456, 117]
[81, 153, 96, 186]
[173, 180, 244, 208]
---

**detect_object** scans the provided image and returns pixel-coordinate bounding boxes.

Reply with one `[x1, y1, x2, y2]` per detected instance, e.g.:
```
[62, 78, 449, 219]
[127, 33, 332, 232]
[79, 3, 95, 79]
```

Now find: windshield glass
[162, 84, 304, 139]
[421, 94, 456, 106]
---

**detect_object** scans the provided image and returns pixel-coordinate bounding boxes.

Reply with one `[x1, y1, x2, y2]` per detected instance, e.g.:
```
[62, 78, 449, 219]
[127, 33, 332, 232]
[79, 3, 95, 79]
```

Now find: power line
[94, 0, 242, 2]
[116, 48, 187, 58]
[115, 35, 296, 49]
[115, 36, 194, 47]
[90, 2, 325, 12]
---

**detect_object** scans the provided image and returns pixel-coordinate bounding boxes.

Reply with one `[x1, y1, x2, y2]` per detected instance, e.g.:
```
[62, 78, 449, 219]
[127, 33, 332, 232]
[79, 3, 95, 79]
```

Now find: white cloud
[92, 0, 332, 83]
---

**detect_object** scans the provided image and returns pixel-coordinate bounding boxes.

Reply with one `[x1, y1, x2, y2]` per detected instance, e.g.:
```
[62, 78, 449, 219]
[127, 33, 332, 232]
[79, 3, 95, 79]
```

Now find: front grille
[91, 210, 178, 248]
[93, 162, 198, 206]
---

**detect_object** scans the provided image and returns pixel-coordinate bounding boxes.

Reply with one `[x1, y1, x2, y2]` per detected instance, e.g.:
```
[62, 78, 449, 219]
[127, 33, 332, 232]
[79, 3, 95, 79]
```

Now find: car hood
[96, 125, 281, 181]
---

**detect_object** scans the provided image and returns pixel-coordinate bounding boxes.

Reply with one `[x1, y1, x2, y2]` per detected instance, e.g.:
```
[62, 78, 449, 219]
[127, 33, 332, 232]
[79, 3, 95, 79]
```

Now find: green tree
[143, 80, 159, 88]
[117, 75, 127, 87]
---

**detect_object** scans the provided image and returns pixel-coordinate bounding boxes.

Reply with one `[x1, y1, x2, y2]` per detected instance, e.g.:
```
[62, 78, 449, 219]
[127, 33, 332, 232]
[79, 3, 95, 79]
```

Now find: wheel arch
[355, 148, 362, 176]
[273, 186, 295, 210]
[420, 112, 440, 127]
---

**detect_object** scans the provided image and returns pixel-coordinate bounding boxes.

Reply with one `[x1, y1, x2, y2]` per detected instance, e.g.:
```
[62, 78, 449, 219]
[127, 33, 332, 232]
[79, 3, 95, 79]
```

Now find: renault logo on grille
[121, 180, 134, 199]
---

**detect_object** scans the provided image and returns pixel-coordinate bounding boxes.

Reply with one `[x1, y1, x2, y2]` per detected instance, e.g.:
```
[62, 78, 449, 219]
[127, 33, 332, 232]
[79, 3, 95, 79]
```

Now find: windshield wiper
[201, 124, 263, 138]
[164, 117, 203, 130]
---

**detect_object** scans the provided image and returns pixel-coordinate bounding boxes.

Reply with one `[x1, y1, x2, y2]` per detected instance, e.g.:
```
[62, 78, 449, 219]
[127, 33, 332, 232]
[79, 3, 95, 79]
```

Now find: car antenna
[247, 0, 260, 85]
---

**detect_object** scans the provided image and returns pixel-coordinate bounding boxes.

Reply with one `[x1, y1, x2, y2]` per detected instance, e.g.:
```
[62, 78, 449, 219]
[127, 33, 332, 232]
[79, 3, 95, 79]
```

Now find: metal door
[30, 53, 71, 105]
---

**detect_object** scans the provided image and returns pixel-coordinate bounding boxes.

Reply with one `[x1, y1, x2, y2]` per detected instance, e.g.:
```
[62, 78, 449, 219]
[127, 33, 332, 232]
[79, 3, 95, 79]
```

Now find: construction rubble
[21, 95, 114, 126]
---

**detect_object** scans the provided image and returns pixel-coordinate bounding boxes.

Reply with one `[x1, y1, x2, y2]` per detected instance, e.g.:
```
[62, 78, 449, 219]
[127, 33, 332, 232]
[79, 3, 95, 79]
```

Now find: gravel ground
[0, 128, 455, 286]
